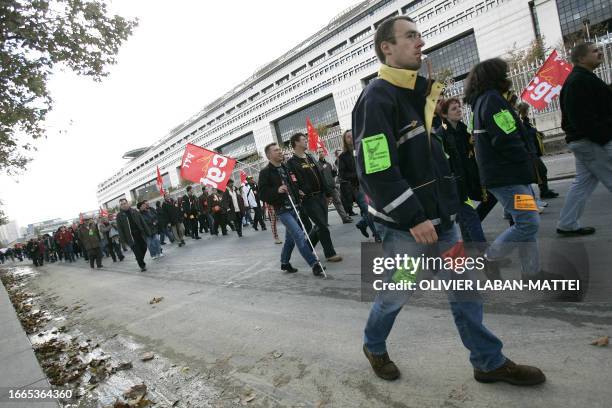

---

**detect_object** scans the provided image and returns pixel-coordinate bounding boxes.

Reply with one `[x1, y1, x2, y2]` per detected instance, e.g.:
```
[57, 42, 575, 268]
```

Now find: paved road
[9, 177, 612, 407]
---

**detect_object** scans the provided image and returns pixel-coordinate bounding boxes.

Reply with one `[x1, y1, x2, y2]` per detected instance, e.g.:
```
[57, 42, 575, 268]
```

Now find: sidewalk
[0, 269, 57, 408]
[543, 152, 576, 181]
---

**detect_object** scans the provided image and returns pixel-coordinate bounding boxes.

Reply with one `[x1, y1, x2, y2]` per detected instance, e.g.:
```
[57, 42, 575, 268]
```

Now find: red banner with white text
[520, 50, 572, 110]
[180, 144, 236, 192]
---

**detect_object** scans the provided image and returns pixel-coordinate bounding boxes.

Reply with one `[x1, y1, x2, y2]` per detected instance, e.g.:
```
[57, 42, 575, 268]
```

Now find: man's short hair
[186, 185, 192, 192]
[119, 198, 128, 204]
[136, 201, 145, 209]
[374, 16, 415, 63]
[290, 132, 306, 148]
[264, 142, 278, 157]
[570, 42, 594, 65]
[517, 102, 530, 117]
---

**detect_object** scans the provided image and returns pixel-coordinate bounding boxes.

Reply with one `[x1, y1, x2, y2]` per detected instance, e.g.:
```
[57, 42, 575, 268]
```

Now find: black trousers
[212, 213, 228, 235]
[198, 213, 210, 233]
[188, 217, 199, 238]
[130, 236, 147, 269]
[232, 212, 243, 236]
[87, 248, 102, 268]
[339, 182, 356, 214]
[300, 194, 336, 258]
[535, 156, 550, 193]
[252, 207, 266, 230]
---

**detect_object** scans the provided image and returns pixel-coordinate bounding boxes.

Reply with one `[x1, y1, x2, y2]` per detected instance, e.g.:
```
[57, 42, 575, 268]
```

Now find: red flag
[99, 207, 109, 218]
[306, 117, 328, 155]
[156, 165, 166, 196]
[180, 143, 237, 192]
[240, 170, 247, 185]
[520, 50, 572, 110]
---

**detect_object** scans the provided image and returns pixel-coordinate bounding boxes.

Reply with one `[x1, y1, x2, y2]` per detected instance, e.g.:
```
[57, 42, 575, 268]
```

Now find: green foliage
[0, 0, 138, 175]
[506, 38, 548, 69]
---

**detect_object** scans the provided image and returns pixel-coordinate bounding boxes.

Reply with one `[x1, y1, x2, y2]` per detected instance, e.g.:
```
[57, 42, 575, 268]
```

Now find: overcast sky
[0, 0, 359, 229]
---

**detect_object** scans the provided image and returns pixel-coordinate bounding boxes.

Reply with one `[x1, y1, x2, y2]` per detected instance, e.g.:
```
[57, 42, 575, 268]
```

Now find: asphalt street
[8, 174, 608, 408]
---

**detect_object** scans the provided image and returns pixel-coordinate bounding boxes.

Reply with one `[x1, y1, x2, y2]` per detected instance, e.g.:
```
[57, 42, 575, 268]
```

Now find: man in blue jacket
[354, 16, 545, 386]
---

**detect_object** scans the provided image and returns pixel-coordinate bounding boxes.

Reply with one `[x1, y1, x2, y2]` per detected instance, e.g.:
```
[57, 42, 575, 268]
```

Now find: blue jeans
[146, 234, 161, 257]
[364, 223, 506, 371]
[354, 188, 379, 237]
[277, 209, 317, 267]
[63, 244, 75, 262]
[558, 140, 612, 231]
[456, 202, 487, 250]
[486, 184, 540, 277]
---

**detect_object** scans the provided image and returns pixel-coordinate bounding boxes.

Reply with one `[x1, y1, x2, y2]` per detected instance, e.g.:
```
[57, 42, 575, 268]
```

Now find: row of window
[99, 0, 509, 196]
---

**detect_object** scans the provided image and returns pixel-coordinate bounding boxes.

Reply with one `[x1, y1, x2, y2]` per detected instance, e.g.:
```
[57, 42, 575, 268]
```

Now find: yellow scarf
[377, 64, 444, 135]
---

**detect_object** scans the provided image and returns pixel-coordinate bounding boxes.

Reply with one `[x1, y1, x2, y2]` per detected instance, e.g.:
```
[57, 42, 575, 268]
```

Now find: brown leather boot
[363, 345, 400, 381]
[474, 359, 545, 386]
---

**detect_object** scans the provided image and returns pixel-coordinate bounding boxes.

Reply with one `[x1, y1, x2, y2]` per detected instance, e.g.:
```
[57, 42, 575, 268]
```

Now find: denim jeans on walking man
[146, 234, 162, 258]
[485, 184, 540, 278]
[277, 209, 317, 267]
[558, 140, 612, 231]
[364, 222, 507, 372]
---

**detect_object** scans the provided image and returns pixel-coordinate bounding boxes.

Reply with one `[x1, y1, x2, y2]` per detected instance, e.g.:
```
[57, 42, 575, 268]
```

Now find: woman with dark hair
[464, 58, 541, 280]
[436, 98, 487, 243]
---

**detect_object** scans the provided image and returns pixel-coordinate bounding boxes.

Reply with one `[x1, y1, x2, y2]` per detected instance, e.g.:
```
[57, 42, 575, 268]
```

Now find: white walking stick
[285, 189, 327, 279]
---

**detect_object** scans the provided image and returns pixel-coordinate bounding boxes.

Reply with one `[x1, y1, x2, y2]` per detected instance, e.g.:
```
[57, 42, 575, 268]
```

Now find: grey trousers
[331, 187, 349, 221]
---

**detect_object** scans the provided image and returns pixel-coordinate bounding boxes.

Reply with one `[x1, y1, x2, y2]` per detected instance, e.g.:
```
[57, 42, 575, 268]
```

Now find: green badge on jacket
[493, 110, 517, 134]
[362, 133, 391, 174]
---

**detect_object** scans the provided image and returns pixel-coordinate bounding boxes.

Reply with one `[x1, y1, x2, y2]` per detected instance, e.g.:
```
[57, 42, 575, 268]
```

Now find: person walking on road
[116, 198, 151, 272]
[556, 42, 612, 236]
[355, 15, 544, 386]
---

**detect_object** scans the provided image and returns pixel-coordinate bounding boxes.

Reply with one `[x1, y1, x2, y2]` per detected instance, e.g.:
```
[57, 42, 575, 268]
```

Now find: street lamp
[583, 18, 591, 40]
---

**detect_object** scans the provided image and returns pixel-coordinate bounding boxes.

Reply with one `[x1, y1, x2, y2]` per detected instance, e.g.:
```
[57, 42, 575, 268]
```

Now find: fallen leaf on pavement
[140, 352, 155, 361]
[590, 336, 609, 347]
[273, 351, 283, 359]
[149, 297, 164, 304]
[123, 383, 147, 401]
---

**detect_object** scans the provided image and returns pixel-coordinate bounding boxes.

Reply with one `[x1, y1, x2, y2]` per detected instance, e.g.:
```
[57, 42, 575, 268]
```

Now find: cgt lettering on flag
[520, 50, 572, 110]
[180, 143, 237, 191]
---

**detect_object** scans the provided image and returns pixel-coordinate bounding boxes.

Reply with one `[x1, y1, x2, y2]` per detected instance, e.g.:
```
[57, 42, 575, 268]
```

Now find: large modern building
[96, 0, 612, 208]
[0, 220, 20, 246]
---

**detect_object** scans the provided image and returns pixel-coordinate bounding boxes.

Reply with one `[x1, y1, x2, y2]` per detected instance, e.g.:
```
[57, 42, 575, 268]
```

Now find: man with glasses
[353, 16, 545, 386]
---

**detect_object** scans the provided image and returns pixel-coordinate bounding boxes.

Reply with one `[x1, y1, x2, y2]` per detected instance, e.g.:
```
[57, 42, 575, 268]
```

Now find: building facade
[97, 0, 612, 207]
[0, 221, 20, 246]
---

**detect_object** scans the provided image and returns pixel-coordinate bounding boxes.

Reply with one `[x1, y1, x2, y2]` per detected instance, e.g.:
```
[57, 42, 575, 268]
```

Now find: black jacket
[286, 153, 333, 197]
[258, 162, 301, 212]
[182, 193, 199, 216]
[222, 188, 245, 215]
[318, 158, 337, 188]
[116, 208, 151, 246]
[352, 72, 459, 230]
[470, 90, 537, 188]
[162, 200, 181, 225]
[521, 117, 544, 157]
[561, 66, 612, 145]
[435, 120, 483, 202]
[338, 150, 359, 187]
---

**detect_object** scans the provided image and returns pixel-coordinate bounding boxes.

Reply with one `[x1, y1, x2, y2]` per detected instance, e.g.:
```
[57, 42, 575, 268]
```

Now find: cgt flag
[520, 50, 572, 110]
[306, 117, 328, 155]
[180, 143, 236, 192]
[156, 165, 166, 196]
[99, 207, 109, 218]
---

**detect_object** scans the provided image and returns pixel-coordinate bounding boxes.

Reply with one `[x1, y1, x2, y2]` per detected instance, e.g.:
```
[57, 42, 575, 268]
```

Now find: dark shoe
[342, 218, 353, 224]
[356, 223, 369, 238]
[312, 263, 326, 277]
[262, 227, 267, 231]
[540, 190, 559, 199]
[97, 266, 103, 269]
[281, 263, 298, 273]
[238, 233, 243, 237]
[194, 236, 201, 240]
[161, 242, 166, 245]
[326, 255, 342, 262]
[474, 359, 545, 386]
[140, 267, 147, 272]
[374, 235, 382, 243]
[556, 227, 595, 236]
[362, 345, 400, 381]
[119, 257, 125, 262]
